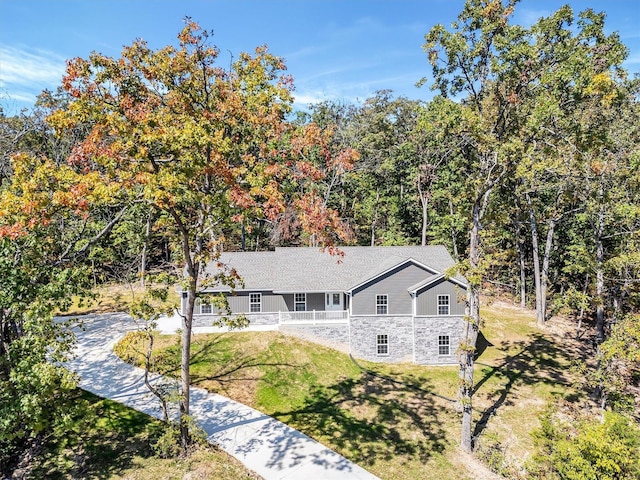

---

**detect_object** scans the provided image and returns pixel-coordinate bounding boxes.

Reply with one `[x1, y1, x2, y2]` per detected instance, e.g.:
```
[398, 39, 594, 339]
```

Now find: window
[250, 293, 261, 313]
[294, 293, 306, 312]
[377, 334, 389, 356]
[200, 301, 212, 314]
[376, 294, 388, 315]
[438, 335, 450, 355]
[437, 295, 450, 315]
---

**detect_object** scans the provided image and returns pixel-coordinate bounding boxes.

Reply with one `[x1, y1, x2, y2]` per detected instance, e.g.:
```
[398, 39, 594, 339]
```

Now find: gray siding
[231, 291, 286, 313]
[195, 291, 339, 316]
[351, 263, 433, 315]
[283, 292, 325, 311]
[309, 293, 327, 311]
[415, 279, 466, 316]
[194, 291, 287, 315]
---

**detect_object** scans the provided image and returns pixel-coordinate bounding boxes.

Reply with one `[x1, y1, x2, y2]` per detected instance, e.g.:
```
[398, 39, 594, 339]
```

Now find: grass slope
[125, 296, 588, 479]
[23, 390, 258, 479]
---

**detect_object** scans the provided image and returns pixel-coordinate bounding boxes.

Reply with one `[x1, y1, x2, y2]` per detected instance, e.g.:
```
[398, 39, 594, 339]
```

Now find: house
[180, 246, 467, 365]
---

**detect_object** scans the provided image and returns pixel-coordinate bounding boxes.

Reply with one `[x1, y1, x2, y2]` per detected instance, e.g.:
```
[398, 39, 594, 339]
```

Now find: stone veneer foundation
[192, 313, 463, 365]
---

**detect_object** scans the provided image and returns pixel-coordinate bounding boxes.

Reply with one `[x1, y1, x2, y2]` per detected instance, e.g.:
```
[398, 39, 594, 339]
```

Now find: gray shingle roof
[202, 245, 464, 292]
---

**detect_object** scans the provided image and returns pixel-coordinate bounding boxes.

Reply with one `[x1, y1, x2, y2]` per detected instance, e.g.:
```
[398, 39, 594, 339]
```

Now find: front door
[325, 292, 342, 311]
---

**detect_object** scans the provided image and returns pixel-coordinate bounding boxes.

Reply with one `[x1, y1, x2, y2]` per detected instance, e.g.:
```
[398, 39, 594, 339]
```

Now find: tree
[532, 406, 640, 479]
[595, 313, 640, 417]
[575, 78, 639, 344]
[422, 0, 638, 453]
[47, 20, 356, 448]
[0, 235, 87, 474]
[329, 91, 423, 245]
[423, 0, 522, 452]
[414, 97, 467, 249]
[513, 6, 630, 327]
[0, 152, 99, 474]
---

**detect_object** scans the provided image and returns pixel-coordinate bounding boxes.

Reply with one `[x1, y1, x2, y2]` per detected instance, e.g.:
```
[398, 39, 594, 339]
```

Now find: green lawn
[117, 297, 588, 479]
[59, 282, 180, 316]
[24, 390, 258, 479]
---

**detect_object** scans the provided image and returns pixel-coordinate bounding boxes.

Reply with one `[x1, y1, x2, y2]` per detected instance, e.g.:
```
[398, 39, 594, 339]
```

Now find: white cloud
[0, 46, 67, 109]
[0, 46, 66, 84]
[292, 91, 331, 106]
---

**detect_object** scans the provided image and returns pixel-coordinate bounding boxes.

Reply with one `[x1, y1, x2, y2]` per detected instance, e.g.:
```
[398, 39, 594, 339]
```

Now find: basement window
[438, 335, 450, 356]
[377, 334, 389, 356]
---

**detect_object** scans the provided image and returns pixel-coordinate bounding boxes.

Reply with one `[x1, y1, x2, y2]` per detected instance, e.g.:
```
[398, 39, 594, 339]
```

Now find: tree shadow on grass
[154, 333, 295, 385]
[472, 332, 589, 442]
[29, 390, 164, 480]
[270, 370, 450, 467]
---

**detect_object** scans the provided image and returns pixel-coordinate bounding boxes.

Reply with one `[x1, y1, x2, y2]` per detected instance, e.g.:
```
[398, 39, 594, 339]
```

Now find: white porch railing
[278, 310, 349, 325]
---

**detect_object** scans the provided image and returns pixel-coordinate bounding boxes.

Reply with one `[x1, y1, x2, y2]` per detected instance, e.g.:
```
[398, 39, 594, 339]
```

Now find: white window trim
[437, 294, 450, 316]
[250, 293, 262, 313]
[195, 298, 211, 315]
[438, 335, 450, 356]
[200, 301, 213, 314]
[376, 294, 389, 315]
[377, 333, 389, 356]
[294, 293, 307, 312]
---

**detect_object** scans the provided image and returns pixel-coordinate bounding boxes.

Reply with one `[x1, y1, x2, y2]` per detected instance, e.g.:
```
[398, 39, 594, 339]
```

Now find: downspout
[411, 292, 416, 363]
[347, 291, 353, 354]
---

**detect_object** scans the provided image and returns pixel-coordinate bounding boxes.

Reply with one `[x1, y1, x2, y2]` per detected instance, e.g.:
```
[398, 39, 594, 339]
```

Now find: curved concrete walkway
[64, 313, 379, 480]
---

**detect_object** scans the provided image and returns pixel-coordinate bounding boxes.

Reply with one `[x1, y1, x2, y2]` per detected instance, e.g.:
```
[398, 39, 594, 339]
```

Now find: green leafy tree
[594, 313, 640, 417]
[46, 20, 355, 448]
[423, 0, 521, 452]
[416, 96, 469, 256]
[333, 91, 423, 245]
[514, 6, 630, 327]
[532, 407, 640, 479]
[0, 155, 96, 473]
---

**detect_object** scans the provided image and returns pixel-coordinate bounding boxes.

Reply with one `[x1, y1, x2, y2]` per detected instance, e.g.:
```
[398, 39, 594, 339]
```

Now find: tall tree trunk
[140, 208, 153, 287]
[417, 174, 431, 247]
[459, 197, 482, 453]
[514, 222, 526, 308]
[181, 276, 195, 448]
[525, 192, 544, 325]
[576, 273, 589, 338]
[371, 188, 379, 246]
[172, 212, 202, 450]
[540, 217, 557, 323]
[449, 197, 459, 261]
[421, 195, 428, 246]
[595, 202, 605, 344]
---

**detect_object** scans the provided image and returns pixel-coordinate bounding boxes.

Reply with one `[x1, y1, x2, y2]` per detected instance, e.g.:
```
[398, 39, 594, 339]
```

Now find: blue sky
[1, 0, 639, 114]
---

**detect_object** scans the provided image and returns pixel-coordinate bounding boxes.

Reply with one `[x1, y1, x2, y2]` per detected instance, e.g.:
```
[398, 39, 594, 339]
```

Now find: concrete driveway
[64, 312, 379, 480]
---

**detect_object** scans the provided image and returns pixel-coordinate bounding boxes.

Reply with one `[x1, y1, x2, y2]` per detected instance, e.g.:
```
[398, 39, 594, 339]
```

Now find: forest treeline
[1, 0, 639, 477]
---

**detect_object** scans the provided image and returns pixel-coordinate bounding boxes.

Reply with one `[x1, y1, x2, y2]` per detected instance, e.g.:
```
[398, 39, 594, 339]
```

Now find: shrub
[530, 405, 640, 479]
[113, 331, 148, 365]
